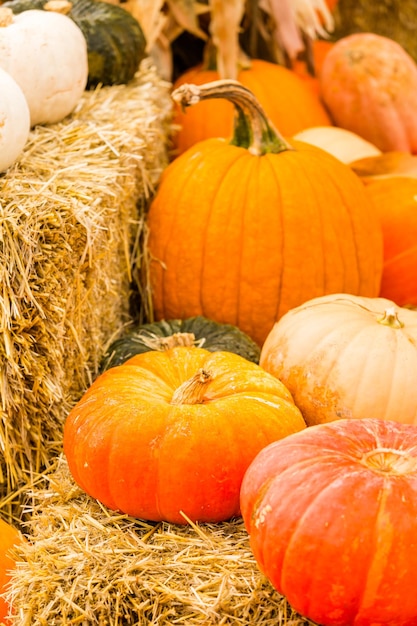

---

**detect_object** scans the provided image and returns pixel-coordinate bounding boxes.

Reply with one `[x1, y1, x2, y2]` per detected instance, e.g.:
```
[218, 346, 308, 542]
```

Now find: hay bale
[0, 59, 172, 506]
[6, 457, 314, 625]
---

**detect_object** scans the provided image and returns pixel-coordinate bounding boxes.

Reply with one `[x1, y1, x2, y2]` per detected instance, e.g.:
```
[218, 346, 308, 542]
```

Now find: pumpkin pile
[2, 1, 417, 625]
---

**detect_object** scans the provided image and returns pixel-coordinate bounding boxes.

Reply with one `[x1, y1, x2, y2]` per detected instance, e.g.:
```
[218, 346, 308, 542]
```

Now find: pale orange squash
[260, 293, 417, 426]
[320, 33, 417, 153]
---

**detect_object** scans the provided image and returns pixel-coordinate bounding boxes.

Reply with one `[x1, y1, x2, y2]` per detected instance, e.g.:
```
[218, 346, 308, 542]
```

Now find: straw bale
[0, 59, 172, 509]
[6, 457, 314, 625]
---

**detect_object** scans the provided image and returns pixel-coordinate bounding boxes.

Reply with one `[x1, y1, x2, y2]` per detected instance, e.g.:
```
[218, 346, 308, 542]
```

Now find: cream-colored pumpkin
[293, 126, 382, 164]
[0, 7, 88, 126]
[260, 294, 417, 426]
[0, 66, 30, 172]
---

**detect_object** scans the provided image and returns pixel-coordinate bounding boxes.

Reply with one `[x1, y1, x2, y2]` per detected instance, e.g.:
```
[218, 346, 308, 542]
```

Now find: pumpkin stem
[139, 332, 202, 351]
[376, 307, 404, 329]
[171, 368, 213, 405]
[0, 7, 14, 26]
[44, 0, 73, 14]
[171, 79, 293, 156]
[360, 448, 417, 475]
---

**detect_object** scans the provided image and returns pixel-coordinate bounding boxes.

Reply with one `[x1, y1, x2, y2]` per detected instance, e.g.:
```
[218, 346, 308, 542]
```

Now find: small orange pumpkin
[319, 33, 417, 153]
[63, 346, 306, 524]
[172, 58, 332, 155]
[260, 293, 417, 426]
[148, 79, 383, 346]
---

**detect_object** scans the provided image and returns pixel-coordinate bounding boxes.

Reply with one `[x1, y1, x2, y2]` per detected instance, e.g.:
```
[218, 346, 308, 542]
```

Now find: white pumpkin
[0, 7, 88, 126]
[0, 66, 30, 173]
[293, 126, 382, 164]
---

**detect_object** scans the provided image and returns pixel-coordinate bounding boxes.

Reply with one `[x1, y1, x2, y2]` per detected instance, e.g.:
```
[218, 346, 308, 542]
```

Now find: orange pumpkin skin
[63, 346, 306, 524]
[240, 418, 417, 626]
[148, 137, 383, 346]
[172, 59, 332, 155]
[260, 293, 417, 426]
[365, 177, 417, 306]
[319, 33, 417, 153]
[0, 519, 22, 624]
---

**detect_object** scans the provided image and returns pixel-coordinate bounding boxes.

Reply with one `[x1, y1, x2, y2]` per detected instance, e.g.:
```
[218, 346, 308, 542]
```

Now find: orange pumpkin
[319, 33, 417, 153]
[260, 293, 417, 426]
[172, 58, 332, 155]
[240, 417, 417, 626]
[0, 518, 22, 624]
[365, 177, 417, 306]
[148, 79, 383, 346]
[63, 346, 306, 524]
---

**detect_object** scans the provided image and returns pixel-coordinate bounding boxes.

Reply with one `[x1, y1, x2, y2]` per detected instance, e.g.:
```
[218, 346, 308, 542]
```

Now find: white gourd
[293, 126, 382, 164]
[0, 7, 88, 126]
[0, 66, 30, 172]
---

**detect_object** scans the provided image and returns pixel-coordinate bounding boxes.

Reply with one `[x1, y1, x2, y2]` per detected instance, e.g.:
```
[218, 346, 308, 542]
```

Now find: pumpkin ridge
[197, 150, 252, 321]
[262, 153, 285, 325]
[278, 465, 380, 622]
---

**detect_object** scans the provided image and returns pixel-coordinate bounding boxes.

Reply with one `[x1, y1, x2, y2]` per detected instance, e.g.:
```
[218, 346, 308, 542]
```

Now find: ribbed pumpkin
[3, 0, 146, 88]
[100, 316, 260, 371]
[240, 418, 417, 626]
[365, 177, 417, 306]
[147, 80, 383, 346]
[63, 346, 306, 524]
[0, 518, 23, 624]
[172, 59, 332, 155]
[319, 33, 417, 153]
[260, 293, 417, 426]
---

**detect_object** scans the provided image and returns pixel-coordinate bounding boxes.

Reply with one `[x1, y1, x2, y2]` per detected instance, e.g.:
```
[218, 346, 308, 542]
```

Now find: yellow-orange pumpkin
[63, 346, 306, 524]
[148, 80, 383, 346]
[172, 58, 332, 155]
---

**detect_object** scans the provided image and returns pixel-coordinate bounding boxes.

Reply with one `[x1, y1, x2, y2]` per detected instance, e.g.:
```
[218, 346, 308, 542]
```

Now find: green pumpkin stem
[171, 79, 293, 156]
[171, 368, 212, 405]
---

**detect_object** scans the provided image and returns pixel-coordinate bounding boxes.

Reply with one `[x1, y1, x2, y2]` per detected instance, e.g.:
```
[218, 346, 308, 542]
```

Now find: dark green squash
[3, 0, 147, 88]
[100, 316, 261, 371]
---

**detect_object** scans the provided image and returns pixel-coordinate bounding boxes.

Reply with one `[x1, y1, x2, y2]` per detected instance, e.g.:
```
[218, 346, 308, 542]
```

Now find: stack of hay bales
[0, 59, 172, 512]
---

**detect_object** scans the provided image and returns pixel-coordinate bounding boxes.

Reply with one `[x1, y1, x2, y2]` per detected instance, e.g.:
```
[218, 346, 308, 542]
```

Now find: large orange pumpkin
[147, 79, 383, 346]
[0, 518, 22, 624]
[260, 293, 417, 426]
[319, 33, 417, 153]
[240, 417, 417, 626]
[365, 177, 417, 306]
[172, 58, 332, 155]
[63, 346, 306, 524]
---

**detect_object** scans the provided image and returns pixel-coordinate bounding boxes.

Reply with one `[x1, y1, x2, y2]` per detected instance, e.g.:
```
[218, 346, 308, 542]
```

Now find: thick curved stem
[172, 79, 293, 156]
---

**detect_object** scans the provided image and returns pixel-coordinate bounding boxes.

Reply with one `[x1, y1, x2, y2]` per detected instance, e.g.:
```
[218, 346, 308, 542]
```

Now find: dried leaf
[209, 0, 246, 79]
[167, 0, 208, 40]
[259, 0, 334, 61]
[121, 0, 166, 51]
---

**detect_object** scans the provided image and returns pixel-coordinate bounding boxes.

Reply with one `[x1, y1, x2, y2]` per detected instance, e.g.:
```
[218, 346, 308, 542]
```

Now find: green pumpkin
[100, 316, 261, 371]
[3, 0, 147, 88]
